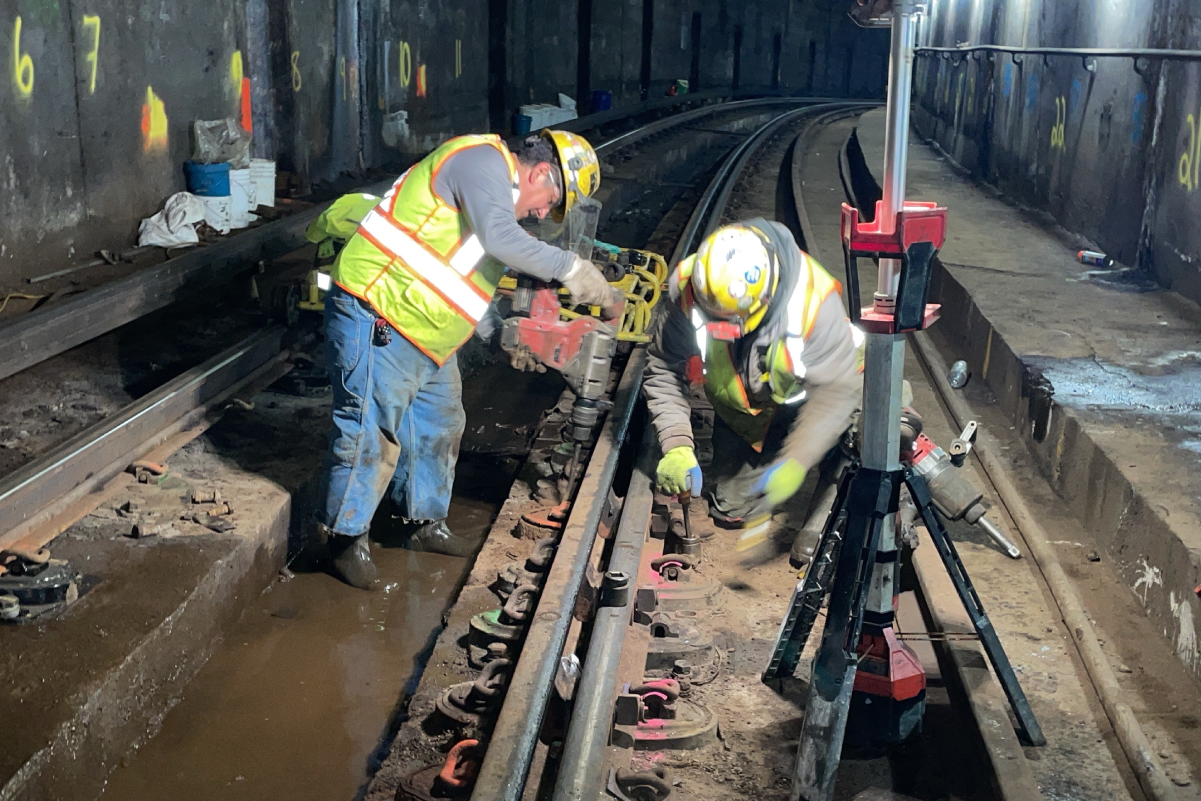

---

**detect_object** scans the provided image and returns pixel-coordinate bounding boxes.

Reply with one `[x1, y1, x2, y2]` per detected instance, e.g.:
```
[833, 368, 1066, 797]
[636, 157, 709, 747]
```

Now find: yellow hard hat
[540, 129, 600, 223]
[687, 224, 778, 338]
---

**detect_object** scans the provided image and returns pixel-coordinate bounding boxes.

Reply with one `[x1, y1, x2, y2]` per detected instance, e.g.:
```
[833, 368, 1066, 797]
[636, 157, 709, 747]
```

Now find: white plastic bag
[137, 192, 208, 248]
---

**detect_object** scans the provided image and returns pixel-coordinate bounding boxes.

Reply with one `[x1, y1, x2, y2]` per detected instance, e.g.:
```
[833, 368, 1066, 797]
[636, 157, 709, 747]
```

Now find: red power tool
[500, 278, 624, 498]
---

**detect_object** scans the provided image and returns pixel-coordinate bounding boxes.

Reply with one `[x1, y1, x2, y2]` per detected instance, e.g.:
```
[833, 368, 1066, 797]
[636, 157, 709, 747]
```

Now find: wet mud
[97, 363, 564, 801]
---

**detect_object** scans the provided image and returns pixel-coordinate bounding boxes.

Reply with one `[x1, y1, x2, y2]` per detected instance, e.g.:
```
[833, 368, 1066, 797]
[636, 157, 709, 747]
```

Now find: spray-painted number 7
[82, 15, 100, 94]
[1050, 97, 1066, 151]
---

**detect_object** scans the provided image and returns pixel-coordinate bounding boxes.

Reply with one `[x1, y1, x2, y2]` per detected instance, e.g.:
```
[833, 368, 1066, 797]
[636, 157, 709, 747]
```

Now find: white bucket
[250, 158, 276, 208]
[200, 194, 232, 235]
[230, 168, 253, 228]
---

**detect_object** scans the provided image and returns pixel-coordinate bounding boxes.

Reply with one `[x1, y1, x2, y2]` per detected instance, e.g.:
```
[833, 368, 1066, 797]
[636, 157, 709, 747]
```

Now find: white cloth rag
[137, 192, 208, 248]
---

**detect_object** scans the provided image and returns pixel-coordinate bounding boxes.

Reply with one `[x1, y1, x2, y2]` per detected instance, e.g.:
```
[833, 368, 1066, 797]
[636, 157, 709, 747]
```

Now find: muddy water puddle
[100, 363, 563, 801]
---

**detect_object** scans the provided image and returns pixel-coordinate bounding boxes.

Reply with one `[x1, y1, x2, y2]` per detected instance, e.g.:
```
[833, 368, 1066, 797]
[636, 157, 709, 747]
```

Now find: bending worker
[319, 130, 619, 589]
[643, 219, 863, 559]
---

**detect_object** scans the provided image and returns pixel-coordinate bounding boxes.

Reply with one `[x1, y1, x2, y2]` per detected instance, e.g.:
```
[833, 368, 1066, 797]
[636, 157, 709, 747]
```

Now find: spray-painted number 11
[1050, 97, 1066, 151]
[1179, 108, 1201, 192]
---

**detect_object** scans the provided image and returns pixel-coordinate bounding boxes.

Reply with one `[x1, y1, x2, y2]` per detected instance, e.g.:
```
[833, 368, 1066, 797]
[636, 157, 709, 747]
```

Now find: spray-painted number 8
[291, 50, 302, 92]
[12, 16, 33, 97]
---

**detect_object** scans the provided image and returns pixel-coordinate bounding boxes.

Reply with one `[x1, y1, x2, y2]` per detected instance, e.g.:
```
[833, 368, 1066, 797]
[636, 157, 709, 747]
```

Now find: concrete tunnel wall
[0, 0, 887, 287]
[912, 0, 1201, 307]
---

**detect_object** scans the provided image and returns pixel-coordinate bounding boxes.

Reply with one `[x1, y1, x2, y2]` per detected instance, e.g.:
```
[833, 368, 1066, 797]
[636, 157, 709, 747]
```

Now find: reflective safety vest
[680, 251, 854, 449]
[333, 134, 519, 365]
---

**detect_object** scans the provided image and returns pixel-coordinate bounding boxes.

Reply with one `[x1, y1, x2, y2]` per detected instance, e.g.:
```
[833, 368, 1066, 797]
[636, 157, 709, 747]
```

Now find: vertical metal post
[860, 2, 918, 619]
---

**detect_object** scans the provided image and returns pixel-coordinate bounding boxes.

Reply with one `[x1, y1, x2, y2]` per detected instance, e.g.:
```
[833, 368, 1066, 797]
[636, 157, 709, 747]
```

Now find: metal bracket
[948, 420, 977, 467]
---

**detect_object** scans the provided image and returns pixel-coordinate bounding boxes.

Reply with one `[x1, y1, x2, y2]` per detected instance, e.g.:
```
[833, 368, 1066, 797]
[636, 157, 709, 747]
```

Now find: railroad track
[376, 101, 881, 801]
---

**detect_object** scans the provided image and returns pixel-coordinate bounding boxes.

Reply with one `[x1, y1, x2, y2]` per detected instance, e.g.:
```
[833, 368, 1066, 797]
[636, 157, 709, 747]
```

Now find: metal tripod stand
[762, 3, 1045, 799]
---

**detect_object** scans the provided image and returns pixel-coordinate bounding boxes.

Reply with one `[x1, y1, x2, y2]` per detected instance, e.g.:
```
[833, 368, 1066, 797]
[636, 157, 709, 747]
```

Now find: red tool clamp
[841, 200, 948, 334]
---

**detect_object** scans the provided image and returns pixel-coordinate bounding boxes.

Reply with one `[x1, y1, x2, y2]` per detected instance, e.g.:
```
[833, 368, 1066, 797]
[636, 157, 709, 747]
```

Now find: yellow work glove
[753, 458, 807, 507]
[656, 446, 703, 497]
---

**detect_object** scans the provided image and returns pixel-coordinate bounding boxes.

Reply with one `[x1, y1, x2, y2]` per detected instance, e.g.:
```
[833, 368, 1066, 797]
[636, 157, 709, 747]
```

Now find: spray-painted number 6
[291, 50, 302, 92]
[12, 16, 33, 97]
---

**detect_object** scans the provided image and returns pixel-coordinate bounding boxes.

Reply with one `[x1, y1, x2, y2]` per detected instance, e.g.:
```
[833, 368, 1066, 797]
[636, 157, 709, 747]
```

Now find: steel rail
[469, 347, 647, 801]
[0, 326, 297, 552]
[550, 442, 655, 801]
[594, 97, 810, 156]
[0, 180, 391, 383]
[476, 101, 871, 801]
[669, 102, 877, 268]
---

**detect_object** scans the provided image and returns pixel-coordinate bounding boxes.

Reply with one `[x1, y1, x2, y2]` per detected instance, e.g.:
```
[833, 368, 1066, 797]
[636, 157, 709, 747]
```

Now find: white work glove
[562, 256, 621, 312]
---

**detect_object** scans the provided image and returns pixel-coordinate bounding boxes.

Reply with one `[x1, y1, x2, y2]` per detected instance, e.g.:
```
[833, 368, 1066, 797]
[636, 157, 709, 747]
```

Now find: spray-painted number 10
[398, 41, 412, 87]
[1178, 108, 1201, 192]
[1050, 97, 1066, 151]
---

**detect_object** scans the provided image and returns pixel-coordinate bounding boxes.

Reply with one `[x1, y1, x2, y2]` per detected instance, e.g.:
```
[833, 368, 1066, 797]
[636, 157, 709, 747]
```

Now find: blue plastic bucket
[184, 160, 231, 197]
[514, 114, 533, 136]
[591, 90, 613, 112]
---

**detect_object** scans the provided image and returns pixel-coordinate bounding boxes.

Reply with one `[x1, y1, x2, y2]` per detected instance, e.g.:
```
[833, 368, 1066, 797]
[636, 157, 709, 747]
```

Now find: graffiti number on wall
[338, 56, 346, 99]
[82, 14, 100, 94]
[398, 40, 412, 88]
[1178, 109, 1201, 193]
[1050, 97, 1066, 151]
[455, 39, 461, 79]
[290, 51, 302, 92]
[12, 16, 33, 98]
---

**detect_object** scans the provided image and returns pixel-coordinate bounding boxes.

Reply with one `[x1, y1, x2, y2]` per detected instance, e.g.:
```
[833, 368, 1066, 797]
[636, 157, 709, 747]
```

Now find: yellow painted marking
[1180, 108, 1201, 192]
[82, 14, 100, 94]
[982, 328, 993, 379]
[12, 16, 33, 98]
[399, 40, 411, 87]
[230, 49, 243, 94]
[1051, 96, 1066, 151]
[290, 50, 302, 91]
[338, 56, 346, 98]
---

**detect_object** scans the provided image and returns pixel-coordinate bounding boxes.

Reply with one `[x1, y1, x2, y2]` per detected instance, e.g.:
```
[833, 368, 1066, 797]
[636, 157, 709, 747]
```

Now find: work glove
[752, 458, 808, 508]
[656, 446, 703, 497]
[562, 256, 623, 318]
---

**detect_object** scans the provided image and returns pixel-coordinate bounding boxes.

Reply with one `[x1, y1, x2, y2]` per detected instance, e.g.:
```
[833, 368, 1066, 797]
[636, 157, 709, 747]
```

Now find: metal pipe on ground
[0, 181, 392, 383]
[469, 348, 648, 801]
[550, 442, 655, 801]
[910, 329, 1182, 801]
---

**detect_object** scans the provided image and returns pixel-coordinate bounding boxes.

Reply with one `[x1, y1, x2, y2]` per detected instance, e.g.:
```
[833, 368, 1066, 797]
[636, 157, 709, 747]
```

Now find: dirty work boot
[789, 528, 821, 569]
[406, 519, 479, 558]
[328, 533, 380, 590]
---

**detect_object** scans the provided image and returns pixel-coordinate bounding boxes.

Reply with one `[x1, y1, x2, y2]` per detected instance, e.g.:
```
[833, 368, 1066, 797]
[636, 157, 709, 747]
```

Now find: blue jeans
[317, 285, 465, 537]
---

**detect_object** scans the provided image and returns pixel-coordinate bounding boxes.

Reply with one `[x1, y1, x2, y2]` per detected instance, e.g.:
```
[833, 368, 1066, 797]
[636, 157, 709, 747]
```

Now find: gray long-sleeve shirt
[433, 145, 575, 282]
[644, 266, 862, 472]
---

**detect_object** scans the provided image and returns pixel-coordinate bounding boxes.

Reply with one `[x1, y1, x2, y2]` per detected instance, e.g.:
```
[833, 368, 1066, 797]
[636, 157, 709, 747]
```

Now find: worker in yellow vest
[643, 219, 864, 562]
[320, 130, 619, 589]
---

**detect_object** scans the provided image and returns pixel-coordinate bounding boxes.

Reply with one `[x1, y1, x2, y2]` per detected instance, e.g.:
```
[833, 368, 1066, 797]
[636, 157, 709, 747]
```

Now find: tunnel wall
[913, 0, 1201, 306]
[0, 0, 887, 285]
